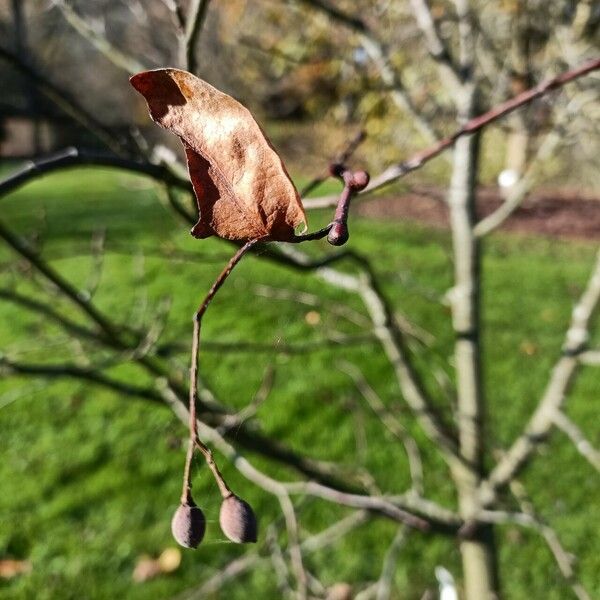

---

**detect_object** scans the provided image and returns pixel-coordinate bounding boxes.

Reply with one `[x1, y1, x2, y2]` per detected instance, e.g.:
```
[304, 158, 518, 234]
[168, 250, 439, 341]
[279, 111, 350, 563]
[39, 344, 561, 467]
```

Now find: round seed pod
[219, 494, 258, 543]
[171, 499, 206, 549]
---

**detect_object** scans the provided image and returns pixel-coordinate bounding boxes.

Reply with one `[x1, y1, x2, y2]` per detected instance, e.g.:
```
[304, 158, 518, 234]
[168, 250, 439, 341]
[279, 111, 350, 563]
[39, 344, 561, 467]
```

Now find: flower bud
[219, 494, 258, 543]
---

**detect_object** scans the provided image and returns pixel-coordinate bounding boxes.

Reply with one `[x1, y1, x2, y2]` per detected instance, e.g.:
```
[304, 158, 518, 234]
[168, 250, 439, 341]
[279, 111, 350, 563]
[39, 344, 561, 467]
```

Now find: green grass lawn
[0, 167, 599, 599]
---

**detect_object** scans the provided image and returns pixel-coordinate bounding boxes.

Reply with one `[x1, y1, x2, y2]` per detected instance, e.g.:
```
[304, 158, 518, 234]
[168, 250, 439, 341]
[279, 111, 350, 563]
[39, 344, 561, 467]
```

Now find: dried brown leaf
[130, 68, 307, 242]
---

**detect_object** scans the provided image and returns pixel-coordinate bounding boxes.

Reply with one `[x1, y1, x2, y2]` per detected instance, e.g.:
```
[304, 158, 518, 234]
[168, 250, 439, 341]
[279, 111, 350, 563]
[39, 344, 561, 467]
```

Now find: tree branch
[181, 0, 212, 73]
[0, 46, 131, 156]
[53, 0, 147, 74]
[408, 0, 462, 95]
[480, 249, 600, 504]
[0, 147, 190, 200]
[303, 56, 600, 209]
[552, 410, 600, 473]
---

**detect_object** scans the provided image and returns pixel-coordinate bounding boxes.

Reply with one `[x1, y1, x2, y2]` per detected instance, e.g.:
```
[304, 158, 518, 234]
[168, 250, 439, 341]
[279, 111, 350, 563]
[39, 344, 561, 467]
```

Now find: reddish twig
[326, 165, 370, 245]
[305, 56, 600, 208]
[292, 165, 370, 245]
[300, 130, 367, 197]
[181, 239, 260, 503]
[369, 57, 600, 187]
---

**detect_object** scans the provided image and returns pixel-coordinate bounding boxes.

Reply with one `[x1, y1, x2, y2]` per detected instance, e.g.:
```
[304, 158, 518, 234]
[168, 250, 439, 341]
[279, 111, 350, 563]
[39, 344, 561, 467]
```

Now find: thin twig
[53, 0, 146, 74]
[0, 46, 130, 156]
[338, 360, 425, 495]
[0, 147, 190, 200]
[480, 249, 600, 504]
[376, 527, 409, 600]
[552, 410, 600, 472]
[303, 56, 600, 209]
[300, 129, 366, 197]
[181, 0, 212, 73]
[182, 239, 260, 502]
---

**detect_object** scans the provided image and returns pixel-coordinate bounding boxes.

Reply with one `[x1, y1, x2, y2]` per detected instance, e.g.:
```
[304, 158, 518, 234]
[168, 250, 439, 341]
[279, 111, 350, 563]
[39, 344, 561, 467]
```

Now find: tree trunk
[448, 123, 500, 598]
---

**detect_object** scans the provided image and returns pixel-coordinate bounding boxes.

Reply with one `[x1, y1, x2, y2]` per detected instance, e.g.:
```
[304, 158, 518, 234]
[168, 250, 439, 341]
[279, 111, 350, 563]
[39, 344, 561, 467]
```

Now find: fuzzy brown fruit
[171, 500, 206, 549]
[219, 494, 258, 543]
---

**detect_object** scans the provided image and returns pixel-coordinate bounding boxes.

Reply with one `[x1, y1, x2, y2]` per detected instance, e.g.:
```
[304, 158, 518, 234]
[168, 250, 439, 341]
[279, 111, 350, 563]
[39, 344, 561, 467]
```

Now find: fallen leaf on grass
[132, 547, 181, 583]
[0, 559, 32, 579]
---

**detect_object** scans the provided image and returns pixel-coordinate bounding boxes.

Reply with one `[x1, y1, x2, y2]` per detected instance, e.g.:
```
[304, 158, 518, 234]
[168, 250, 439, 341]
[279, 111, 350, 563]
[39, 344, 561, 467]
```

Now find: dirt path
[356, 186, 600, 239]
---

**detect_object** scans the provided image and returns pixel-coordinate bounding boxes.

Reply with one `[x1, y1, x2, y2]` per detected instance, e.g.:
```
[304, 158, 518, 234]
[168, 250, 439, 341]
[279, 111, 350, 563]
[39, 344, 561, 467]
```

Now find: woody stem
[181, 238, 261, 504]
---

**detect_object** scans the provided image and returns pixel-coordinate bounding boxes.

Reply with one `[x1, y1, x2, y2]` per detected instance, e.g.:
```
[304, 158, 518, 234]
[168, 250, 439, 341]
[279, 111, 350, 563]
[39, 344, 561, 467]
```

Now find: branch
[408, 0, 462, 95]
[181, 0, 212, 73]
[0, 147, 190, 200]
[0, 46, 130, 156]
[0, 219, 123, 343]
[478, 509, 591, 600]
[338, 361, 424, 495]
[375, 527, 409, 600]
[300, 129, 366, 197]
[359, 35, 442, 144]
[552, 410, 600, 472]
[453, 0, 476, 81]
[0, 287, 104, 344]
[303, 56, 600, 209]
[0, 219, 370, 492]
[0, 356, 163, 403]
[473, 86, 599, 237]
[180, 511, 368, 599]
[491, 478, 591, 600]
[53, 0, 146, 74]
[294, 0, 441, 143]
[473, 124, 563, 237]
[480, 249, 600, 504]
[159, 381, 457, 532]
[296, 0, 369, 33]
[351, 271, 464, 472]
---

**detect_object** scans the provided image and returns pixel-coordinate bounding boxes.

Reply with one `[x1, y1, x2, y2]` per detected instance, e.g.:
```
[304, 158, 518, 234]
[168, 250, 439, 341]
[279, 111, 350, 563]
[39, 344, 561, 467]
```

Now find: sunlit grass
[0, 167, 598, 599]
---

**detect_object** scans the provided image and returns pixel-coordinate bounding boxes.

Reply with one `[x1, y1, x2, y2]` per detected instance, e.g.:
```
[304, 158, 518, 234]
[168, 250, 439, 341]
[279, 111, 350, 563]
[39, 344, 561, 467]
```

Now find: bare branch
[409, 0, 462, 95]
[0, 147, 190, 201]
[303, 57, 600, 209]
[295, 0, 369, 34]
[300, 129, 366, 197]
[473, 125, 563, 237]
[352, 272, 464, 472]
[452, 0, 476, 81]
[180, 511, 368, 600]
[0, 47, 130, 155]
[0, 287, 103, 344]
[552, 410, 600, 472]
[160, 380, 454, 531]
[180, 0, 212, 73]
[294, 0, 441, 143]
[0, 218, 123, 343]
[53, 0, 146, 74]
[359, 35, 442, 144]
[509, 478, 590, 600]
[0, 356, 163, 403]
[338, 360, 425, 496]
[376, 527, 409, 600]
[481, 249, 600, 504]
